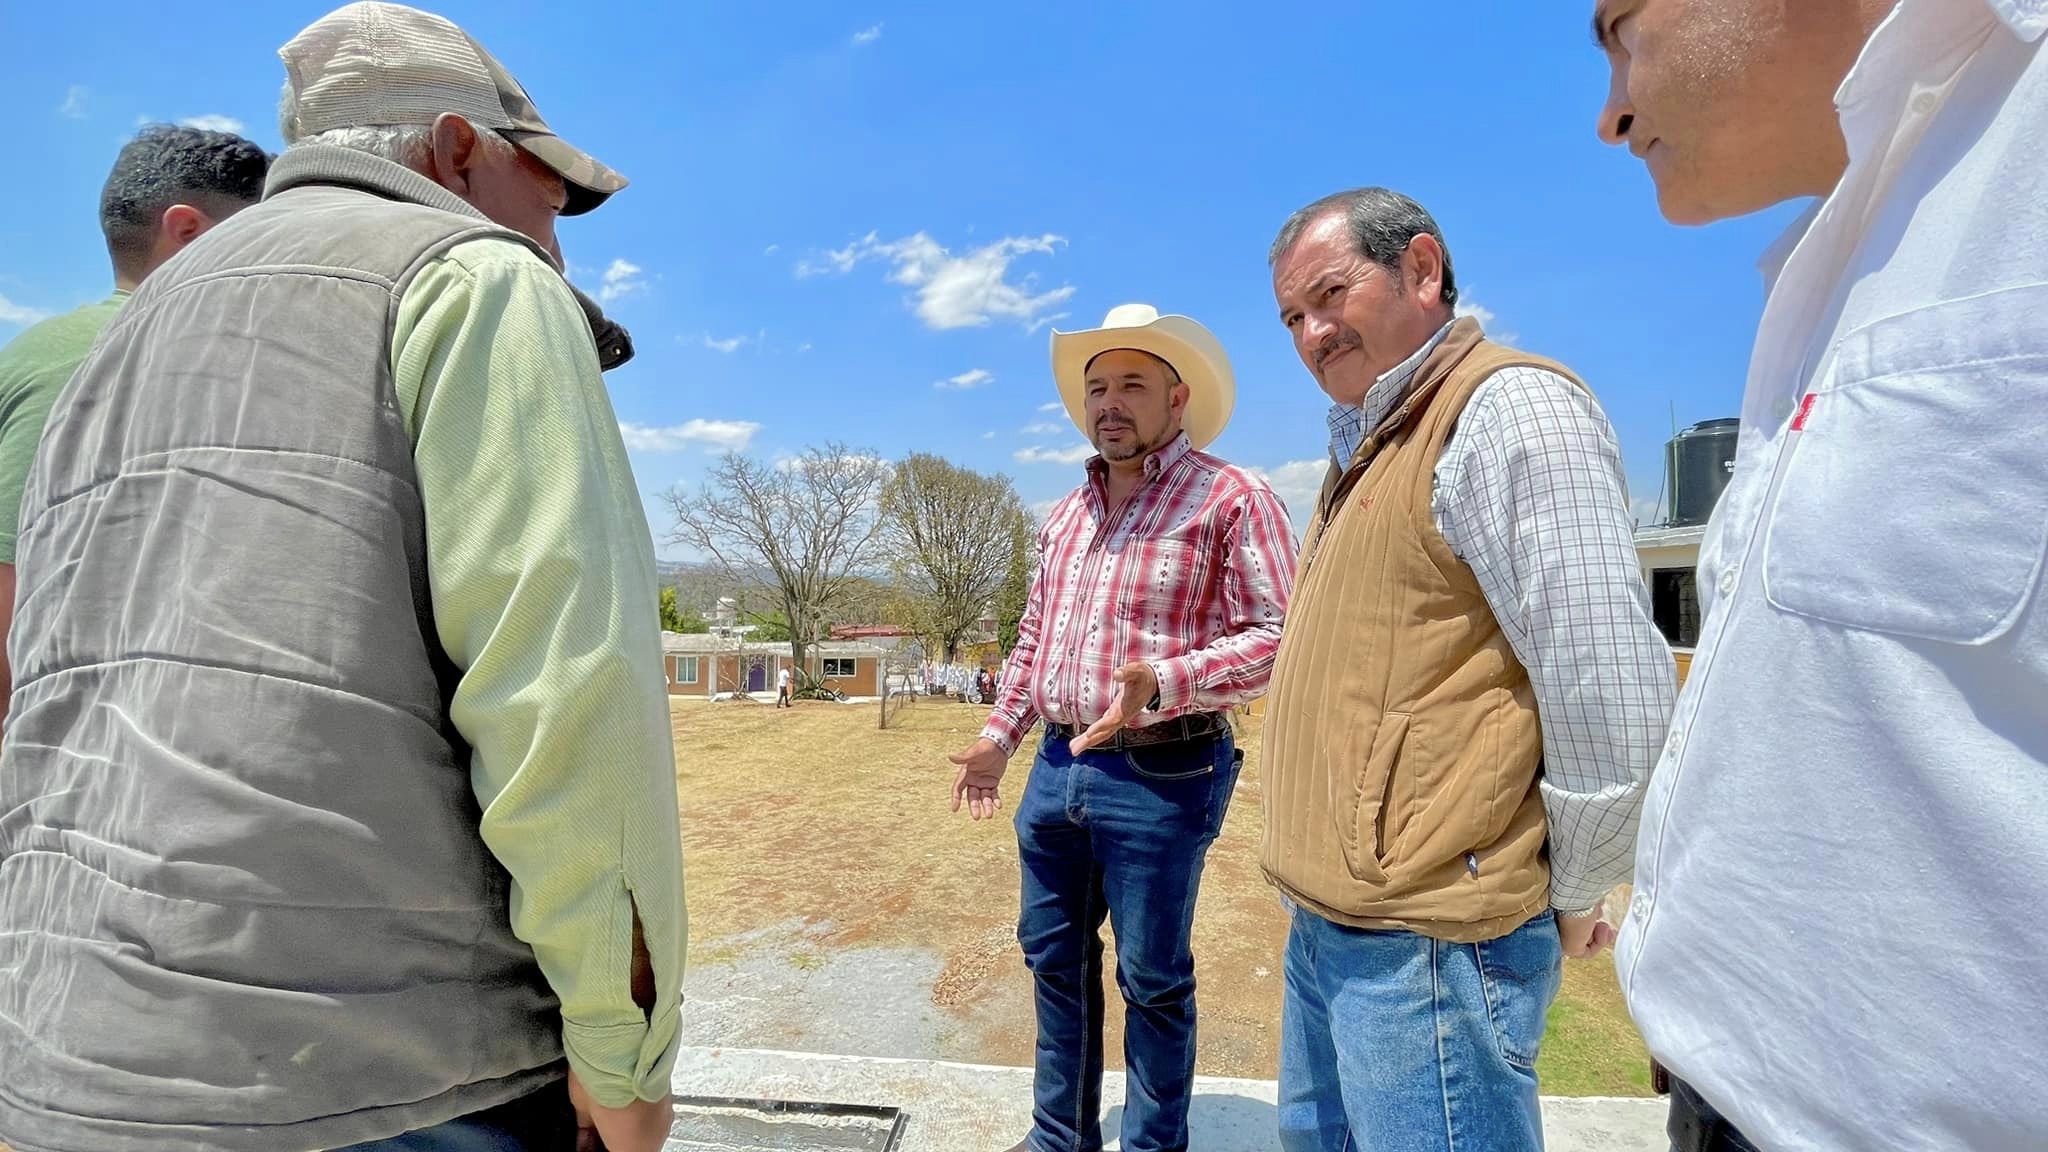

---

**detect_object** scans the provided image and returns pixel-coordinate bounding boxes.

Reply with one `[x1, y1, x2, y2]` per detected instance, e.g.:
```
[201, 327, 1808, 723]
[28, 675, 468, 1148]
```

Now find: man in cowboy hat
[1261, 189, 1673, 1152]
[949, 304, 1297, 1152]
[0, 5, 680, 1152]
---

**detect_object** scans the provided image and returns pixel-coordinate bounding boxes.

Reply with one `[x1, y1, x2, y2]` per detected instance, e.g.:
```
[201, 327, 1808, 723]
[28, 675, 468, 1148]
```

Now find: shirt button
[1719, 568, 1738, 596]
[1666, 727, 1685, 758]
[1911, 91, 1938, 115]
[1631, 892, 1651, 920]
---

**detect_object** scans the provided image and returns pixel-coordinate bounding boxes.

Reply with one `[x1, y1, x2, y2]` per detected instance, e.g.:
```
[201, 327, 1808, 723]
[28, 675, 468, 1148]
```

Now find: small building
[1632, 417, 1738, 686]
[1634, 523, 1707, 684]
[660, 632, 888, 699]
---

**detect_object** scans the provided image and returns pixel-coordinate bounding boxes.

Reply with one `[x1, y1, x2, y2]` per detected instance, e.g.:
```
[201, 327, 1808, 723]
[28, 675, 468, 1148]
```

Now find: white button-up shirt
[1617, 2, 2048, 1148]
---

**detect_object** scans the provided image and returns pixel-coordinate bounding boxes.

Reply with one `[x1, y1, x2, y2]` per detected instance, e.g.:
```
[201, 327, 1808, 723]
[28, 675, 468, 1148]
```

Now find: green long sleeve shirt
[0, 291, 128, 563]
[390, 237, 685, 1108]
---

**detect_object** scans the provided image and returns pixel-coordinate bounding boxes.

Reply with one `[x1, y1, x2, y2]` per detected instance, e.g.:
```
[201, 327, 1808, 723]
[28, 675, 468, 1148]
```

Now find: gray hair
[276, 78, 509, 171]
[1268, 187, 1459, 309]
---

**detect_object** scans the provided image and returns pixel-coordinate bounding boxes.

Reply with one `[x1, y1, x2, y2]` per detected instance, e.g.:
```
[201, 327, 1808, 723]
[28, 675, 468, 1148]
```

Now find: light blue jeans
[1276, 905, 1562, 1152]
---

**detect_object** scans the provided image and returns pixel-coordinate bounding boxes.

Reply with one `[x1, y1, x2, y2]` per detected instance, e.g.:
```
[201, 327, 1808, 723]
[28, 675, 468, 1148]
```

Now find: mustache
[1095, 416, 1134, 430]
[1312, 334, 1362, 368]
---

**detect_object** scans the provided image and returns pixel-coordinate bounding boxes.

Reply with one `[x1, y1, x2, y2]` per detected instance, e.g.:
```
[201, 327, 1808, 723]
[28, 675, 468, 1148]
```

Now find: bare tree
[881, 453, 1031, 663]
[664, 443, 892, 674]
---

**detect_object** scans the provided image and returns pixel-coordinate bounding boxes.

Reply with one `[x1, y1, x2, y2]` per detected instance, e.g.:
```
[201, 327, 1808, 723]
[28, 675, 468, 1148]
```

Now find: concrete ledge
[671, 1046, 1666, 1151]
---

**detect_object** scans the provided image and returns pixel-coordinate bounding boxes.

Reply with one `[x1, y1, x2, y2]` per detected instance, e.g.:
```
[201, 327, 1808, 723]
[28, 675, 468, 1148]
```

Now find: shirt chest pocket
[1114, 533, 1205, 628]
[1763, 284, 2048, 644]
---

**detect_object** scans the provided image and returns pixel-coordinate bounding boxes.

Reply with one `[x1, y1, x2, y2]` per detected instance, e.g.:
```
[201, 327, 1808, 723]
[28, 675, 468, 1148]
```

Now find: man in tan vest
[1261, 188, 1675, 1152]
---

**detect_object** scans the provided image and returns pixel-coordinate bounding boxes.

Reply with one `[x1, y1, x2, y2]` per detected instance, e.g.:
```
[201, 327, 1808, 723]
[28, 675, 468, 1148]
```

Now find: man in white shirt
[1592, 2, 2048, 1149]
[776, 665, 793, 709]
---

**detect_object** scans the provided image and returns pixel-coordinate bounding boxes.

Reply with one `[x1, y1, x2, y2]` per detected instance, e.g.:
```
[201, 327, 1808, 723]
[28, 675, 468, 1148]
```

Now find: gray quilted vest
[0, 146, 566, 1152]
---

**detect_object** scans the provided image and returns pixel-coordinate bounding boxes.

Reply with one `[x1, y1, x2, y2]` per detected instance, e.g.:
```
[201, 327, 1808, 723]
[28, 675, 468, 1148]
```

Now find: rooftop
[661, 632, 890, 658]
[1633, 523, 1708, 550]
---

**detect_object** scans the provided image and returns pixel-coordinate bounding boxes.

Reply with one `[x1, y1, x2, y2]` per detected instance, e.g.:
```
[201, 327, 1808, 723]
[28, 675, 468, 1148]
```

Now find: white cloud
[852, 23, 883, 45]
[702, 334, 749, 354]
[58, 85, 88, 119]
[1454, 293, 1514, 342]
[179, 114, 246, 134]
[1248, 460, 1329, 533]
[619, 419, 761, 453]
[763, 244, 780, 255]
[1029, 498, 1060, 521]
[797, 230, 1075, 330]
[1631, 495, 1666, 527]
[1020, 421, 1065, 436]
[0, 293, 52, 328]
[981, 431, 997, 440]
[936, 368, 993, 391]
[1015, 443, 1095, 466]
[1038, 401, 1063, 413]
[598, 258, 647, 305]
[796, 342, 814, 353]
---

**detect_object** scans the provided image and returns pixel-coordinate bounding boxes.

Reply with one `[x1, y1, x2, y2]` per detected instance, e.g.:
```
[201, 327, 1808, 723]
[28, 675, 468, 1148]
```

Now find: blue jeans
[333, 1081, 576, 1152]
[1277, 905, 1562, 1152]
[1013, 727, 1240, 1152]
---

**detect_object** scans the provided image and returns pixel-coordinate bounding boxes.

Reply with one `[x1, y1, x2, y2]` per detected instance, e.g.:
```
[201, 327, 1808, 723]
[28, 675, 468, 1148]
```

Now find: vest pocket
[1338, 711, 1410, 882]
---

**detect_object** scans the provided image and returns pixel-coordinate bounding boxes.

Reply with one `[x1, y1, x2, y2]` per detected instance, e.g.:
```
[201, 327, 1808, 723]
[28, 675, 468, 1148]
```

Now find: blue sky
[1, 1, 1802, 557]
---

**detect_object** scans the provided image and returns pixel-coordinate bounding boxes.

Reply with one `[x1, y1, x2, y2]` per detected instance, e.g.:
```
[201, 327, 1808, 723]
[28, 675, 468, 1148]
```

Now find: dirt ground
[674, 696, 1653, 1097]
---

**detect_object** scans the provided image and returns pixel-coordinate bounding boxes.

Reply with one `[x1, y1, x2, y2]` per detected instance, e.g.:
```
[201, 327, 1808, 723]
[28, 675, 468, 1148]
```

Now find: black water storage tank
[1666, 418, 1740, 527]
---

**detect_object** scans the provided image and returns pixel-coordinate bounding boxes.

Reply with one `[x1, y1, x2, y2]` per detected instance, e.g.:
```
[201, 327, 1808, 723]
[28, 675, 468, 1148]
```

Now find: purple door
[747, 660, 768, 693]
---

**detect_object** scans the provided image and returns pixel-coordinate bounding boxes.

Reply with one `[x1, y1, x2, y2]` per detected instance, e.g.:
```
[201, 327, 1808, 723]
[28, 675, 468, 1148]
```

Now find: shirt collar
[1988, 0, 2048, 41]
[1086, 429, 1194, 483]
[1835, 0, 2016, 154]
[1757, 200, 1824, 293]
[1326, 318, 1457, 459]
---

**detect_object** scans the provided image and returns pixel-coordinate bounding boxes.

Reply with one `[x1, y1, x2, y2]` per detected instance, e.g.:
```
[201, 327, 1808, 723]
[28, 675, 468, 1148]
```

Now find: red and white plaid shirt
[981, 433, 1298, 754]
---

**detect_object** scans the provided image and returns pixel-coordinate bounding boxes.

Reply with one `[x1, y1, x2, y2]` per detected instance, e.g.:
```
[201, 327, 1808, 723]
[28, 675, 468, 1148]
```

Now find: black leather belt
[1045, 712, 1228, 751]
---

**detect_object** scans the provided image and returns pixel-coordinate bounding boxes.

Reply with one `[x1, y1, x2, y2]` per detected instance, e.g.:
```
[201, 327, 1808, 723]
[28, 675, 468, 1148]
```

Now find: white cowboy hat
[1049, 303, 1236, 452]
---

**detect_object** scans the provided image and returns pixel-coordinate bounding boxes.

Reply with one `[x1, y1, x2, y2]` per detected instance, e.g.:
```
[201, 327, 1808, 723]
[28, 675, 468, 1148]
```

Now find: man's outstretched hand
[1067, 662, 1160, 756]
[949, 737, 1009, 820]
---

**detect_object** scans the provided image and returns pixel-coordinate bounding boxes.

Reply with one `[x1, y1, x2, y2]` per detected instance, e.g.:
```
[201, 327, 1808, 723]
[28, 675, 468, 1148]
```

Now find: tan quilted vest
[1260, 318, 1585, 943]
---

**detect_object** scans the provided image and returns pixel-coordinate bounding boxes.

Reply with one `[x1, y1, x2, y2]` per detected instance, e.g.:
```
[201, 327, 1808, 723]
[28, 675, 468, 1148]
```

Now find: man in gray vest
[0, 5, 684, 1152]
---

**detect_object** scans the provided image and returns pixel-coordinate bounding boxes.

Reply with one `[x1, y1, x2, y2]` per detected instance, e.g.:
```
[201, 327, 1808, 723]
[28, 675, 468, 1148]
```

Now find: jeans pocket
[1474, 917, 1563, 1070]
[1123, 738, 1219, 782]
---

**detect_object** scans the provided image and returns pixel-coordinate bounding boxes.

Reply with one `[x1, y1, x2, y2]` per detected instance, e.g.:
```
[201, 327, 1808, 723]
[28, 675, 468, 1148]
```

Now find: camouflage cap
[281, 1, 627, 215]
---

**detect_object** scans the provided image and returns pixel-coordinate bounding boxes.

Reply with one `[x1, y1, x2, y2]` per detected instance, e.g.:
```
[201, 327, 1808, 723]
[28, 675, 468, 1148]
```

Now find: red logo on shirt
[1791, 393, 1818, 431]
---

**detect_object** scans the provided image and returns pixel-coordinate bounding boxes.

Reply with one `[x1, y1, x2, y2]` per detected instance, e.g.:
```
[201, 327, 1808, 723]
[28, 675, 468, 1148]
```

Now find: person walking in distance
[777, 663, 794, 709]
[949, 303, 1296, 1152]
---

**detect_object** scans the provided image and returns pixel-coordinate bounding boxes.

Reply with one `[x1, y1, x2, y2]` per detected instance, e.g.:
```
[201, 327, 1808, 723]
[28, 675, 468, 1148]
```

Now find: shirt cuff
[980, 717, 1025, 756]
[1147, 656, 1196, 715]
[562, 1000, 682, 1108]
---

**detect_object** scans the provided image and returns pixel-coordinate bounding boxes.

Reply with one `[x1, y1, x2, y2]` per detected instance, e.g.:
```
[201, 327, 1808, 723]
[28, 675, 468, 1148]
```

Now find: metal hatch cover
[664, 1095, 908, 1151]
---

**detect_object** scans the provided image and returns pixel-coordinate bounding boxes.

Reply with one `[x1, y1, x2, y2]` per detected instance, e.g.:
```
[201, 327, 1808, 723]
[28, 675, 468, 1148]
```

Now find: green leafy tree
[996, 515, 1035, 655]
[658, 586, 711, 634]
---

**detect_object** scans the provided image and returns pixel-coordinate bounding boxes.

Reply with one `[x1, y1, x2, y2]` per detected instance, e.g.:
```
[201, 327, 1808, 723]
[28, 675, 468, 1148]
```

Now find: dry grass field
[673, 696, 1653, 1097]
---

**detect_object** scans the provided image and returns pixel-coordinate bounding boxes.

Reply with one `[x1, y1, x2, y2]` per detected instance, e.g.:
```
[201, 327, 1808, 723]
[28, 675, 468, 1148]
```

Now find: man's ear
[158, 204, 213, 251]
[427, 113, 483, 198]
[1404, 233, 1447, 309]
[1171, 380, 1192, 416]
